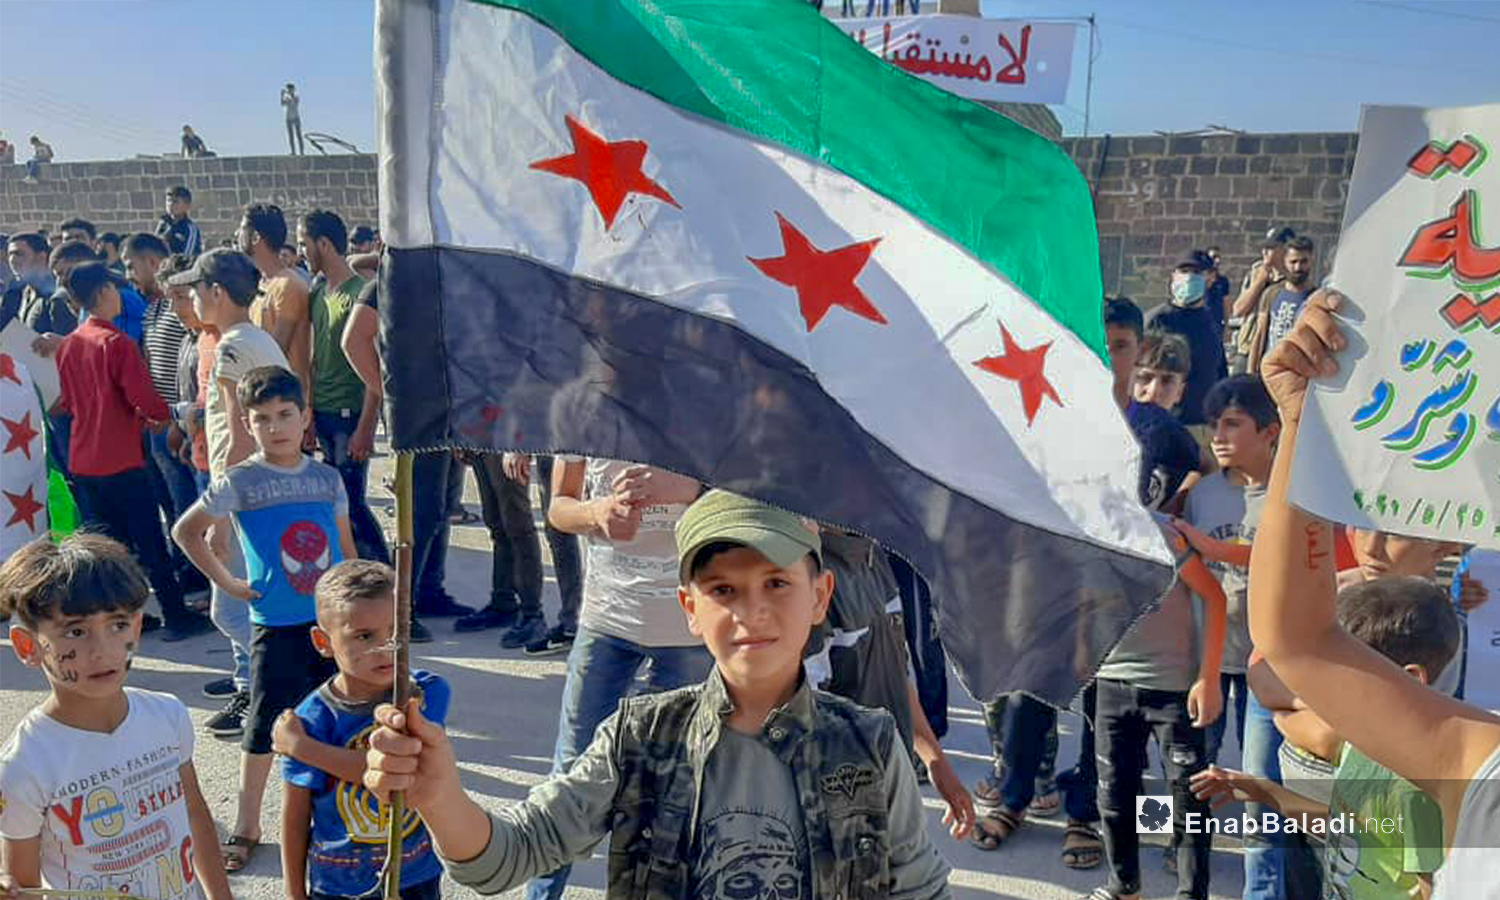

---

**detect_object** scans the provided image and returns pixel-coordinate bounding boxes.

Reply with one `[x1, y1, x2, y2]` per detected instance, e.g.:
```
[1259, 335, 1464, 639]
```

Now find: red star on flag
[748, 213, 886, 332]
[531, 115, 680, 229]
[0, 354, 20, 386]
[2, 412, 38, 459]
[974, 322, 1063, 426]
[4, 486, 44, 532]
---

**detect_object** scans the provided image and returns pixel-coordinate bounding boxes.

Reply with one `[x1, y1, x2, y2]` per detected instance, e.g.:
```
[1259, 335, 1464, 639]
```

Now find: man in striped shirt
[128, 232, 207, 596]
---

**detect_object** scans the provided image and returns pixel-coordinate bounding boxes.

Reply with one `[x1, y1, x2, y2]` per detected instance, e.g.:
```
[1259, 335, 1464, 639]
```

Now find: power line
[1354, 0, 1500, 24]
[1098, 16, 1493, 76]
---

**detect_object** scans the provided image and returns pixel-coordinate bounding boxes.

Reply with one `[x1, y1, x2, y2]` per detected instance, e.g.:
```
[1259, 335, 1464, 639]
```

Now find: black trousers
[1094, 677, 1212, 899]
[73, 467, 191, 627]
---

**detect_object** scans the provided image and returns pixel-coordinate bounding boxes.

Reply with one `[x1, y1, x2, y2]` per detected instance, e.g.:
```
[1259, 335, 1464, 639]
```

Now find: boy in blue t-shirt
[173, 364, 354, 872]
[276, 560, 450, 900]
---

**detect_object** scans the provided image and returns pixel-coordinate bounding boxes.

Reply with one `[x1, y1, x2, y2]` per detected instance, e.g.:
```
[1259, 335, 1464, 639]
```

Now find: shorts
[310, 878, 441, 900]
[244, 622, 337, 754]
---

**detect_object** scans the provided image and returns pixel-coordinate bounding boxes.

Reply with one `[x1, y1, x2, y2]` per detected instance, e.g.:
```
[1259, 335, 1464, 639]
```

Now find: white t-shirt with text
[0, 689, 203, 900]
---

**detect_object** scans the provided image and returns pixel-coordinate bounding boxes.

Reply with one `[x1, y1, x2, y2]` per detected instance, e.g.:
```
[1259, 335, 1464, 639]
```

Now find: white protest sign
[1291, 104, 1500, 548]
[831, 15, 1076, 105]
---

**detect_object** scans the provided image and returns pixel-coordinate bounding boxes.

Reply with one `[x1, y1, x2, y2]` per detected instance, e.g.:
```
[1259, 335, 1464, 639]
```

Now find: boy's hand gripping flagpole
[380, 453, 415, 900]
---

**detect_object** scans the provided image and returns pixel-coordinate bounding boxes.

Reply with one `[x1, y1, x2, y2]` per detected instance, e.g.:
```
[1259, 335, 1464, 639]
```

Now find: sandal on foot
[221, 835, 259, 873]
[973, 773, 1003, 808]
[1028, 789, 1062, 818]
[970, 807, 1022, 851]
[1061, 822, 1103, 869]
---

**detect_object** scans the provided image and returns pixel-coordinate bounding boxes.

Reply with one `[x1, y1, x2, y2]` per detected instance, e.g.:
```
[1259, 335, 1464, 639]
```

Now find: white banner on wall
[831, 14, 1077, 105]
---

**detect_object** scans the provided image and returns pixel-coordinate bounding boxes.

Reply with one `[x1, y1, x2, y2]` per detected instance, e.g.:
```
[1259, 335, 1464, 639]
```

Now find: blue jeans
[147, 430, 202, 584]
[314, 411, 389, 564]
[984, 692, 1058, 812]
[524, 626, 712, 900]
[210, 526, 252, 691]
[1204, 671, 1249, 766]
[1242, 692, 1323, 899]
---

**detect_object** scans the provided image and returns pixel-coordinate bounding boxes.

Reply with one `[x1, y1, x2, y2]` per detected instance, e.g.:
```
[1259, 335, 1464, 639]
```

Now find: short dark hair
[242, 204, 287, 252]
[1137, 331, 1191, 377]
[58, 218, 96, 240]
[50, 240, 98, 269]
[121, 232, 169, 260]
[1263, 227, 1296, 250]
[65, 263, 122, 311]
[316, 559, 395, 623]
[1204, 375, 1278, 429]
[1104, 296, 1144, 340]
[1337, 577, 1460, 679]
[237, 365, 306, 411]
[7, 232, 48, 256]
[688, 540, 820, 581]
[301, 210, 348, 256]
[98, 232, 122, 252]
[1286, 236, 1315, 254]
[167, 185, 192, 202]
[0, 534, 150, 630]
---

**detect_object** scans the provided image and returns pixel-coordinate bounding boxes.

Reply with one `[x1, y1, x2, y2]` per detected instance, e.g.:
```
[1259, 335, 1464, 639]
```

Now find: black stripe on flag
[383, 245, 1169, 704]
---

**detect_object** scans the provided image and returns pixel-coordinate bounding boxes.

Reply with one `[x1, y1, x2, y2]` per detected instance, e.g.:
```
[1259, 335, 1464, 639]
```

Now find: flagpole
[381, 452, 415, 900]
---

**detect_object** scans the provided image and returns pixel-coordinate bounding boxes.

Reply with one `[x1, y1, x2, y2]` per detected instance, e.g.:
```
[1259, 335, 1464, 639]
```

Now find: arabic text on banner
[832, 15, 1075, 105]
[1290, 103, 1500, 549]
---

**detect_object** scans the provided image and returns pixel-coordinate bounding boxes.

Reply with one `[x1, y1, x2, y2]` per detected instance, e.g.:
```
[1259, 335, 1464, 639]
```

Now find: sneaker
[162, 613, 215, 642]
[202, 677, 237, 698]
[410, 620, 434, 644]
[416, 594, 475, 618]
[500, 616, 547, 650]
[206, 692, 250, 738]
[454, 606, 518, 633]
[524, 625, 576, 656]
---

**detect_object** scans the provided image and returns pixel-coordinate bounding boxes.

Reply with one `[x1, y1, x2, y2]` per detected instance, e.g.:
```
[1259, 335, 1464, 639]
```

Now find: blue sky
[1, 0, 1496, 162]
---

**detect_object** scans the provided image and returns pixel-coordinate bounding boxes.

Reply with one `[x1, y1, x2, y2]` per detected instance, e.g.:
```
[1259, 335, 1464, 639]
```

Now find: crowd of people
[0, 183, 1496, 900]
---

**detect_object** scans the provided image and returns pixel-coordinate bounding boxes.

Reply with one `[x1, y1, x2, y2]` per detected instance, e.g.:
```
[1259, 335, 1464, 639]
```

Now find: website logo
[1136, 795, 1173, 834]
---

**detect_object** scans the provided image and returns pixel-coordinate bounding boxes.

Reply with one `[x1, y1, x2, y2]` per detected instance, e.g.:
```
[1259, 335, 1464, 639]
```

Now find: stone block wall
[1061, 132, 1359, 302]
[0, 155, 379, 247]
[0, 134, 1360, 306]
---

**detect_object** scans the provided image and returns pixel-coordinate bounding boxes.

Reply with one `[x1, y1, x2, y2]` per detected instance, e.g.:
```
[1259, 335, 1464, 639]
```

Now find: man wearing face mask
[1247, 236, 1316, 374]
[1146, 251, 1228, 439]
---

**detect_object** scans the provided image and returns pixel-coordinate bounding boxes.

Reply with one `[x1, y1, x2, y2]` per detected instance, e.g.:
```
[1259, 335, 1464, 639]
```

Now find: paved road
[0, 449, 1246, 899]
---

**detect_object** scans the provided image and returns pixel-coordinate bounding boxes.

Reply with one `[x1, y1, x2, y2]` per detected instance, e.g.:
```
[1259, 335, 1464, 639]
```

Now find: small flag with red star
[376, 0, 1172, 703]
[0, 354, 49, 559]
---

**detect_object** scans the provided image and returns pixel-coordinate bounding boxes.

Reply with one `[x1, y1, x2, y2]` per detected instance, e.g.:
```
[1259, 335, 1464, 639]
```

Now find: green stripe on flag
[470, 0, 1106, 360]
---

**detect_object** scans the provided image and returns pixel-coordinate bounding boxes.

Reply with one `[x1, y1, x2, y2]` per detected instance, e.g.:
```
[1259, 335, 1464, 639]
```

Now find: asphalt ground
[1, 444, 1246, 899]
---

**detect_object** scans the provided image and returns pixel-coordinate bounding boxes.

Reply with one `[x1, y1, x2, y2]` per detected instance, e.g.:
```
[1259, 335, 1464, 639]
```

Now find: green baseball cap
[675, 490, 822, 585]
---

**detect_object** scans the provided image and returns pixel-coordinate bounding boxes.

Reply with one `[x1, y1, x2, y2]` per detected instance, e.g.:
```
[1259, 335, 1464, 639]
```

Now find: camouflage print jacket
[446, 668, 951, 900]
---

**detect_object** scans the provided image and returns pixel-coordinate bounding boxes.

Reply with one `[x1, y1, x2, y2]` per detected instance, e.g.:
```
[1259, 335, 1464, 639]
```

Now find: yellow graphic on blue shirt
[334, 722, 422, 844]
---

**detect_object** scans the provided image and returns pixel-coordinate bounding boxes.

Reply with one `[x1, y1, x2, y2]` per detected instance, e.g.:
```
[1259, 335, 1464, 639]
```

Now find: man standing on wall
[281, 83, 305, 155]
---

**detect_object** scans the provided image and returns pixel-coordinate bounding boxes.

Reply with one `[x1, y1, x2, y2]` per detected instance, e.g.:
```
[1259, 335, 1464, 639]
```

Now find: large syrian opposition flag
[375, 0, 1174, 704]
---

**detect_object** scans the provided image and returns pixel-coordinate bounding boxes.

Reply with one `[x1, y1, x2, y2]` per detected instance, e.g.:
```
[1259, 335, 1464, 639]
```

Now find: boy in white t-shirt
[0, 533, 232, 900]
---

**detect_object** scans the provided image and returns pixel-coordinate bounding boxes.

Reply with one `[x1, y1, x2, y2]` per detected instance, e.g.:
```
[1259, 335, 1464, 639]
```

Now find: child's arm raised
[1174, 518, 1253, 568]
[280, 785, 312, 900]
[274, 712, 366, 786]
[1179, 550, 1226, 728]
[1252, 289, 1500, 822]
[364, 699, 618, 894]
[181, 762, 233, 900]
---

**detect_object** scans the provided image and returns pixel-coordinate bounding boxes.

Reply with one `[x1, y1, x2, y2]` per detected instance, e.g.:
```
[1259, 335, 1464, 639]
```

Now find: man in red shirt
[56, 262, 212, 642]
